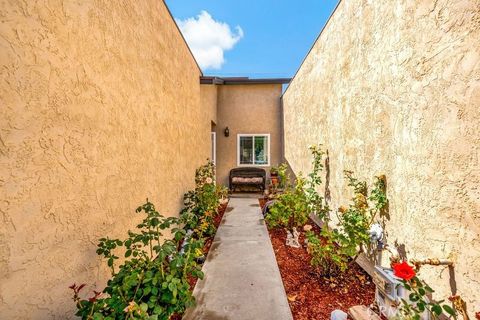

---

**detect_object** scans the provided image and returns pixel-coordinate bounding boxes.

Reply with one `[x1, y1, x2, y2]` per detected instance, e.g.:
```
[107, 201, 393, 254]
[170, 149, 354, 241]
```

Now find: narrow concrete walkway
[183, 195, 293, 320]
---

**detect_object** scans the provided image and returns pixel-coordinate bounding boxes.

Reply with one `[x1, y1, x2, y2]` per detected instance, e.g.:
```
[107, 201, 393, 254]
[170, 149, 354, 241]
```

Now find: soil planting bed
[261, 198, 376, 320]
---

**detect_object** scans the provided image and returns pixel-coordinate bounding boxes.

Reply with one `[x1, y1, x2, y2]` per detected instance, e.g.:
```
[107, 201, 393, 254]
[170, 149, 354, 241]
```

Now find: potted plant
[270, 166, 279, 186]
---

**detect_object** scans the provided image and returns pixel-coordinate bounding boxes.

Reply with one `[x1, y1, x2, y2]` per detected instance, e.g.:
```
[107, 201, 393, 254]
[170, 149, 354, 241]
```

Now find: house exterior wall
[201, 84, 218, 127]
[214, 84, 284, 187]
[0, 1, 213, 318]
[282, 0, 480, 315]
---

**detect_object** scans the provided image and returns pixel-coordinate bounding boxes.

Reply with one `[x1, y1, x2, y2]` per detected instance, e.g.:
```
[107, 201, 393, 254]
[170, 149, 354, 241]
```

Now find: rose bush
[70, 201, 204, 320]
[307, 168, 388, 276]
[180, 160, 224, 238]
[393, 261, 457, 320]
[70, 161, 228, 320]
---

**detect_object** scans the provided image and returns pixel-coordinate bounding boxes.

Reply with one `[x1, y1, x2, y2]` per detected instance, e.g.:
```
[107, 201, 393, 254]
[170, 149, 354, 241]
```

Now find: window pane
[254, 136, 268, 165]
[239, 136, 253, 164]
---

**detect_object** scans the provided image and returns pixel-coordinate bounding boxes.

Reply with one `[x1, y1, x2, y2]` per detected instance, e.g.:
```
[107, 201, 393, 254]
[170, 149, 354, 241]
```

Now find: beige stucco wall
[283, 0, 480, 314]
[0, 1, 214, 318]
[201, 84, 218, 126]
[214, 84, 284, 186]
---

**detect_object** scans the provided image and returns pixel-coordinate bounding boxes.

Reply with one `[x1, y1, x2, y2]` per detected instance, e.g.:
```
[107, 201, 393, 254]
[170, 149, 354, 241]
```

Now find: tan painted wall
[0, 1, 214, 318]
[214, 84, 284, 186]
[283, 0, 480, 315]
[201, 84, 218, 126]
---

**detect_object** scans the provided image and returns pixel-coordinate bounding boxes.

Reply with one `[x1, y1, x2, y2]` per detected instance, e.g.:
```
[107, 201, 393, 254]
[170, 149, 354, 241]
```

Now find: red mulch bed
[260, 198, 376, 320]
[259, 197, 268, 210]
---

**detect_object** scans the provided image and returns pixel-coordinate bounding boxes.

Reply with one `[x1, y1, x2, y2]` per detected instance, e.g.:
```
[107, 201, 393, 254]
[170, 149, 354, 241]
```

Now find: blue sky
[166, 0, 339, 78]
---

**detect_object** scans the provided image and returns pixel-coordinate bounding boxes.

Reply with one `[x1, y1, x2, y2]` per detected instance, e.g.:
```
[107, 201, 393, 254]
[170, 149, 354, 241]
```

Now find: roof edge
[200, 76, 291, 85]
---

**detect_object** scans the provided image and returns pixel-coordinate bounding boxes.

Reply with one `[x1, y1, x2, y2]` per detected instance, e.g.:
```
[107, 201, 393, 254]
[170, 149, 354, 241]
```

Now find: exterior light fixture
[224, 127, 230, 137]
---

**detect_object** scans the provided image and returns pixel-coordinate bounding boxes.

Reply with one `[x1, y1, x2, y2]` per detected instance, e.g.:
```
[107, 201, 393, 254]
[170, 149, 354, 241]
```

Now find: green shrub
[304, 145, 329, 218]
[265, 176, 309, 230]
[266, 145, 327, 231]
[215, 184, 229, 201]
[71, 161, 229, 319]
[180, 160, 225, 238]
[277, 163, 289, 188]
[307, 171, 388, 276]
[70, 201, 204, 320]
[305, 228, 348, 276]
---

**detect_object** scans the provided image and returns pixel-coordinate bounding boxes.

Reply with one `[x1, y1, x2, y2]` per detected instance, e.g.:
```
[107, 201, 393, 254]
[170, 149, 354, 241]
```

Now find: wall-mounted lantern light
[224, 127, 230, 137]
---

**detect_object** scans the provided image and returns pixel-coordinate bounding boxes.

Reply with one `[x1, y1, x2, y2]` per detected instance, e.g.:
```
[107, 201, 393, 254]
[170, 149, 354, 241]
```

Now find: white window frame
[211, 132, 216, 165]
[237, 134, 271, 167]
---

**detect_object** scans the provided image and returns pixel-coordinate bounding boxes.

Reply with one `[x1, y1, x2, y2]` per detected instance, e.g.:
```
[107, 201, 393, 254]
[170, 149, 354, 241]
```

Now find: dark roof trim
[200, 76, 291, 85]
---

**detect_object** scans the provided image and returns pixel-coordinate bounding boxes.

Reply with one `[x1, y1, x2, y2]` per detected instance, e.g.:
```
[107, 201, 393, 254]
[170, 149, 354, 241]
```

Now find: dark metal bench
[229, 167, 266, 192]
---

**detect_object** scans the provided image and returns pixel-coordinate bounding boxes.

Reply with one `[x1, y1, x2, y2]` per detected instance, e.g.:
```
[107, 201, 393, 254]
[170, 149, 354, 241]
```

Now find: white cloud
[176, 11, 244, 70]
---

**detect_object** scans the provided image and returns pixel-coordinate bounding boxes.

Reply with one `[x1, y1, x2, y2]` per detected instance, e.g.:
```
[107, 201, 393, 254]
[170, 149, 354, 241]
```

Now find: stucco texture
[200, 84, 218, 126]
[0, 1, 213, 318]
[213, 84, 284, 186]
[283, 0, 480, 315]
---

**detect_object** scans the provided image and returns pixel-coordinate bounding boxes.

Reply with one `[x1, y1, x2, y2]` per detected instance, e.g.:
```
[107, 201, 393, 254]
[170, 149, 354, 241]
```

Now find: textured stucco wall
[201, 84, 218, 127]
[283, 0, 480, 314]
[0, 1, 213, 318]
[215, 84, 284, 186]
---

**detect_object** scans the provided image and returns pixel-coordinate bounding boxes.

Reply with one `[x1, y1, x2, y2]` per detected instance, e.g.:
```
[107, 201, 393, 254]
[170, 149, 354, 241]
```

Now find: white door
[211, 132, 216, 164]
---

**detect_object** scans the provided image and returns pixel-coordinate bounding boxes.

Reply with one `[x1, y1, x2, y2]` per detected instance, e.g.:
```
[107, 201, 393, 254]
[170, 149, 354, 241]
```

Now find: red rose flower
[392, 261, 416, 281]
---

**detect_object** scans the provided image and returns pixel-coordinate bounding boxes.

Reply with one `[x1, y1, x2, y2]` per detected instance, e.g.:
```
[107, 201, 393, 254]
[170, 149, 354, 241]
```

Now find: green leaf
[107, 257, 113, 267]
[417, 302, 425, 312]
[431, 304, 442, 316]
[153, 305, 163, 314]
[409, 293, 419, 302]
[443, 305, 456, 316]
[93, 313, 104, 320]
[125, 249, 132, 258]
[140, 302, 148, 312]
[143, 286, 151, 295]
